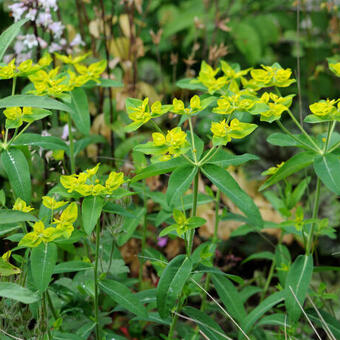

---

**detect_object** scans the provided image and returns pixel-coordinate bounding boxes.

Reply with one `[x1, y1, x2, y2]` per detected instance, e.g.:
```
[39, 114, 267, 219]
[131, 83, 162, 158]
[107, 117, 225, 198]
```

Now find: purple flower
[157, 237, 168, 247]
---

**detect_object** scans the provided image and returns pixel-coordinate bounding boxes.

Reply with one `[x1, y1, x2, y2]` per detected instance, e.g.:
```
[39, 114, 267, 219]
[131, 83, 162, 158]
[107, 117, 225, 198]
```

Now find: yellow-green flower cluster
[329, 62, 340, 77]
[151, 127, 189, 161]
[257, 92, 294, 123]
[13, 197, 77, 248]
[210, 118, 258, 146]
[249, 64, 296, 89]
[3, 107, 32, 128]
[28, 57, 106, 97]
[213, 94, 255, 115]
[308, 99, 340, 121]
[126, 97, 170, 132]
[60, 163, 125, 197]
[0, 54, 52, 79]
[172, 95, 202, 115]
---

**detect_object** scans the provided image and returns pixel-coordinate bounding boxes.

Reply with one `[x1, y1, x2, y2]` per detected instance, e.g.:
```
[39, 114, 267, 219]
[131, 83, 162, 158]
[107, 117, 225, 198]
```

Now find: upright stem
[306, 178, 321, 255]
[12, 77, 16, 96]
[67, 113, 75, 173]
[187, 170, 199, 255]
[139, 180, 148, 289]
[94, 221, 101, 339]
[188, 117, 197, 163]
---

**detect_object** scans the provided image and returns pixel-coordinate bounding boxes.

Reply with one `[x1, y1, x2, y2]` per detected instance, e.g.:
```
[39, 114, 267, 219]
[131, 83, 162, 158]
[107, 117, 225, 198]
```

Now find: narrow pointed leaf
[31, 242, 57, 292]
[69, 88, 90, 135]
[157, 255, 192, 319]
[285, 255, 313, 323]
[82, 196, 104, 235]
[99, 279, 148, 318]
[314, 153, 340, 195]
[1, 148, 31, 203]
[0, 282, 39, 303]
[212, 274, 246, 322]
[13, 133, 68, 152]
[166, 165, 197, 207]
[202, 164, 263, 227]
[0, 209, 37, 224]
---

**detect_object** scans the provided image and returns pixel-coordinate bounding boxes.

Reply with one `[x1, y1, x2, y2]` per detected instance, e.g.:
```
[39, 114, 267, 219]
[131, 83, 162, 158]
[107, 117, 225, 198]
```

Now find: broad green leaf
[260, 152, 315, 191]
[242, 251, 274, 264]
[157, 255, 192, 319]
[212, 274, 246, 322]
[240, 291, 285, 338]
[0, 209, 36, 224]
[117, 207, 145, 246]
[176, 78, 207, 91]
[307, 309, 340, 339]
[1, 148, 31, 203]
[285, 255, 313, 323]
[13, 133, 68, 152]
[275, 244, 291, 286]
[54, 261, 93, 274]
[31, 242, 57, 292]
[202, 164, 263, 227]
[82, 196, 104, 235]
[314, 153, 340, 195]
[0, 19, 28, 61]
[0, 282, 39, 304]
[69, 88, 90, 135]
[0, 95, 73, 113]
[206, 149, 259, 167]
[131, 157, 188, 183]
[99, 279, 148, 318]
[103, 202, 135, 218]
[166, 165, 197, 207]
[183, 306, 227, 340]
[193, 265, 244, 284]
[267, 132, 299, 147]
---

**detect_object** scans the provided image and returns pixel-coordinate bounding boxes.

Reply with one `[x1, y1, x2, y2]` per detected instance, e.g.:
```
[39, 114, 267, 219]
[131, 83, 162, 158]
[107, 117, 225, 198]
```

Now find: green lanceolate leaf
[212, 274, 246, 322]
[285, 255, 313, 323]
[69, 88, 90, 135]
[1, 148, 31, 203]
[0, 95, 73, 113]
[202, 164, 263, 227]
[206, 149, 259, 167]
[99, 279, 148, 318]
[0, 209, 37, 224]
[31, 242, 57, 292]
[183, 306, 227, 340]
[242, 251, 274, 264]
[53, 261, 93, 274]
[157, 255, 192, 319]
[166, 165, 198, 207]
[260, 152, 315, 191]
[306, 309, 340, 339]
[314, 153, 340, 195]
[275, 244, 291, 287]
[0, 282, 39, 304]
[0, 19, 28, 61]
[131, 157, 188, 183]
[82, 196, 104, 235]
[13, 133, 69, 152]
[240, 291, 285, 339]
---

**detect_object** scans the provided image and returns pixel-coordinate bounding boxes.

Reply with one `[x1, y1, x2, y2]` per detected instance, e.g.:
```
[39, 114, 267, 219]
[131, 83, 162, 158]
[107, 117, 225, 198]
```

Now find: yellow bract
[42, 196, 68, 210]
[262, 162, 285, 176]
[55, 52, 90, 65]
[129, 98, 151, 123]
[53, 202, 78, 238]
[19, 221, 58, 247]
[172, 95, 202, 115]
[329, 63, 340, 77]
[309, 99, 336, 117]
[60, 164, 125, 197]
[3, 106, 34, 128]
[12, 198, 34, 213]
[0, 59, 16, 79]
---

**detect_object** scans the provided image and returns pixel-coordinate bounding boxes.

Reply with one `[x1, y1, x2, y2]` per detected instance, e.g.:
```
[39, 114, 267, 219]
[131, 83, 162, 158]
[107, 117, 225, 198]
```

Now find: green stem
[328, 139, 340, 153]
[150, 119, 163, 134]
[12, 77, 16, 96]
[139, 180, 148, 289]
[7, 123, 32, 147]
[94, 220, 101, 339]
[323, 121, 335, 153]
[187, 170, 199, 255]
[260, 259, 276, 302]
[276, 121, 318, 153]
[188, 117, 197, 163]
[275, 88, 321, 153]
[67, 113, 76, 173]
[168, 296, 184, 340]
[306, 178, 321, 255]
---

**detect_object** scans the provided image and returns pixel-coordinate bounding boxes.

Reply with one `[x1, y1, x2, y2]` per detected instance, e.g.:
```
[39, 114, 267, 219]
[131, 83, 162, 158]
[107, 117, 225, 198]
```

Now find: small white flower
[25, 9, 37, 21]
[49, 42, 62, 53]
[17, 52, 32, 64]
[14, 41, 25, 54]
[70, 33, 85, 47]
[61, 124, 69, 140]
[49, 21, 64, 39]
[9, 3, 27, 21]
[39, 0, 58, 11]
[36, 11, 52, 27]
[23, 34, 38, 49]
